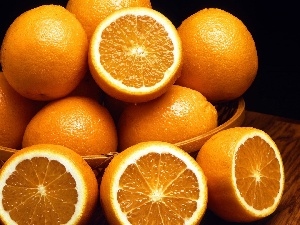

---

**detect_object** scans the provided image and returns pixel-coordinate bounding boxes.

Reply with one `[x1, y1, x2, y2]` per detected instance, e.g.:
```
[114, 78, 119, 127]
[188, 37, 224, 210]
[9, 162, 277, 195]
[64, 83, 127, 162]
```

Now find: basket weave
[0, 98, 245, 224]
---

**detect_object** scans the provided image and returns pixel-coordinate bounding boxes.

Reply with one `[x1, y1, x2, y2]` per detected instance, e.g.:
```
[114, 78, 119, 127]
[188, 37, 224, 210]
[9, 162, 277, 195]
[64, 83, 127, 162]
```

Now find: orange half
[100, 141, 207, 224]
[88, 7, 182, 103]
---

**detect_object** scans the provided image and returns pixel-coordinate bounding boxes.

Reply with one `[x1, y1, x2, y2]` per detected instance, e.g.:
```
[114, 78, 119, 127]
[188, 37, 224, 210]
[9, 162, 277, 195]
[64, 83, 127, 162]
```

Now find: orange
[66, 0, 152, 40]
[0, 73, 41, 149]
[100, 141, 208, 224]
[196, 127, 285, 222]
[176, 8, 258, 102]
[0, 144, 98, 224]
[22, 96, 118, 156]
[88, 7, 182, 103]
[0, 5, 88, 101]
[118, 85, 218, 152]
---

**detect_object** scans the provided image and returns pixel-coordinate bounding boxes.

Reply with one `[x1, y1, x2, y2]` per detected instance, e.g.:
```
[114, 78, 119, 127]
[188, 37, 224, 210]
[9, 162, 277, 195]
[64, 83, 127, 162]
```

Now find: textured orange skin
[118, 85, 218, 151]
[1, 5, 88, 101]
[66, 0, 152, 40]
[0, 73, 42, 149]
[22, 96, 118, 156]
[176, 8, 258, 102]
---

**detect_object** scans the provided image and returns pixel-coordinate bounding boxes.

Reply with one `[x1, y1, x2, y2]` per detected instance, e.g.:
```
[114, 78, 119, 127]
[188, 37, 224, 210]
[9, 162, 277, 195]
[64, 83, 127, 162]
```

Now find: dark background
[1, 0, 299, 120]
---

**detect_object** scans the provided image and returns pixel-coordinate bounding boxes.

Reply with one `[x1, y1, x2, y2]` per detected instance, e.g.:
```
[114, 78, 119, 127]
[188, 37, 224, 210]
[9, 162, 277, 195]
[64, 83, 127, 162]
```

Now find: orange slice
[0, 144, 98, 224]
[100, 141, 208, 224]
[196, 127, 285, 222]
[88, 7, 182, 103]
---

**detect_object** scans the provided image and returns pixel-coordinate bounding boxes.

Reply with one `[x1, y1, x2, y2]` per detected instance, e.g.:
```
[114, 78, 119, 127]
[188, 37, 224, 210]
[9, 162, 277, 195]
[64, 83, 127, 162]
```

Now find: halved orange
[100, 141, 208, 224]
[88, 7, 182, 103]
[196, 127, 285, 222]
[0, 144, 98, 224]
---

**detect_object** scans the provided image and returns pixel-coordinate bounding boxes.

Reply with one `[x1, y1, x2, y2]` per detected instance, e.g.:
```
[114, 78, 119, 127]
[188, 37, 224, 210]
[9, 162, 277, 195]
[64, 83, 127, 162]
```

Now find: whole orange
[176, 8, 258, 102]
[66, 0, 152, 40]
[22, 96, 118, 156]
[0, 73, 41, 149]
[118, 85, 218, 152]
[1, 5, 88, 101]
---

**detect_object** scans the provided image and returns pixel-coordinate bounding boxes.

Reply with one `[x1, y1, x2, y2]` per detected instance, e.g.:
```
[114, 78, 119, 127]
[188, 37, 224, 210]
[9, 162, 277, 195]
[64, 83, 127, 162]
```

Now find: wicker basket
[0, 97, 245, 224]
[0, 98, 245, 171]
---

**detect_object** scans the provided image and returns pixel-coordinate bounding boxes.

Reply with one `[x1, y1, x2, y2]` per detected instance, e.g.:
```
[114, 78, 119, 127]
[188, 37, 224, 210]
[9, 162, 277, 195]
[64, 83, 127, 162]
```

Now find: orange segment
[235, 136, 282, 211]
[0, 144, 98, 224]
[89, 7, 182, 103]
[100, 141, 207, 224]
[196, 127, 285, 222]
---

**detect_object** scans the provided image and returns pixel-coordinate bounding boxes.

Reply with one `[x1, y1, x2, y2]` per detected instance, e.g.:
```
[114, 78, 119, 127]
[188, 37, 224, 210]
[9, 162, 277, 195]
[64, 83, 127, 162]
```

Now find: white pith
[110, 142, 207, 225]
[232, 131, 285, 217]
[0, 151, 87, 225]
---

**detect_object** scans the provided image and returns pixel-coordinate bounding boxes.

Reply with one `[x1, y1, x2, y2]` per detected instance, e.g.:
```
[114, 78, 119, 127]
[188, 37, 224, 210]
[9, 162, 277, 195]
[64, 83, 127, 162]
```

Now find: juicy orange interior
[235, 136, 281, 210]
[2, 157, 78, 224]
[99, 15, 175, 88]
[117, 152, 200, 224]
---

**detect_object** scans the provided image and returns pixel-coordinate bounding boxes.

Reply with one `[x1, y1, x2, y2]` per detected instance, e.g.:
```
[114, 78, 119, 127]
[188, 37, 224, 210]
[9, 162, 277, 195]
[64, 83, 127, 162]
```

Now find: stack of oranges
[0, 1, 285, 225]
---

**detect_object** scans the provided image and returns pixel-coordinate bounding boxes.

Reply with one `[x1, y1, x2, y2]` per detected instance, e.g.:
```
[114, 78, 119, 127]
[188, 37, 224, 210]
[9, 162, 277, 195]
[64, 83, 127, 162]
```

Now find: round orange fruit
[22, 96, 118, 156]
[118, 85, 218, 152]
[100, 141, 208, 224]
[0, 144, 98, 224]
[0, 5, 88, 101]
[176, 8, 258, 102]
[88, 7, 182, 103]
[0, 73, 41, 149]
[196, 127, 285, 222]
[66, 0, 152, 40]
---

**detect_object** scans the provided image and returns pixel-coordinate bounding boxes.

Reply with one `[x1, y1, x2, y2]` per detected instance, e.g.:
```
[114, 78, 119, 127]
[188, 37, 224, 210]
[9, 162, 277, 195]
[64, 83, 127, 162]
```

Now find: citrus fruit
[22, 96, 118, 156]
[0, 73, 41, 149]
[118, 85, 218, 152]
[196, 127, 285, 222]
[0, 144, 98, 224]
[66, 0, 152, 40]
[176, 8, 258, 102]
[100, 141, 208, 225]
[0, 5, 88, 101]
[88, 7, 182, 103]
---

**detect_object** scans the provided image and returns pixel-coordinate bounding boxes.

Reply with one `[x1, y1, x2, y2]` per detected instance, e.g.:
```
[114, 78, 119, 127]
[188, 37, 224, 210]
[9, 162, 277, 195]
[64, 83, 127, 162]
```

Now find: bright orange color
[0, 5, 88, 101]
[196, 127, 285, 222]
[100, 141, 208, 224]
[0, 73, 41, 149]
[118, 85, 218, 152]
[22, 96, 118, 156]
[176, 8, 258, 102]
[0, 144, 98, 224]
[66, 0, 152, 40]
[88, 7, 182, 103]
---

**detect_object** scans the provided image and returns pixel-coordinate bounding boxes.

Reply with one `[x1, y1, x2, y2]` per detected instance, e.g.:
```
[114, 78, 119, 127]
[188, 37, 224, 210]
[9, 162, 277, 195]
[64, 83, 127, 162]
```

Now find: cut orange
[100, 141, 208, 224]
[88, 7, 182, 103]
[196, 127, 285, 222]
[0, 144, 98, 224]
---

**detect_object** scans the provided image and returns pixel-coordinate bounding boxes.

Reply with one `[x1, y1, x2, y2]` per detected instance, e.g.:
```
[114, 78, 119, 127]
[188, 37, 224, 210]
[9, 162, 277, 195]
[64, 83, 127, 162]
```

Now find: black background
[1, 0, 299, 120]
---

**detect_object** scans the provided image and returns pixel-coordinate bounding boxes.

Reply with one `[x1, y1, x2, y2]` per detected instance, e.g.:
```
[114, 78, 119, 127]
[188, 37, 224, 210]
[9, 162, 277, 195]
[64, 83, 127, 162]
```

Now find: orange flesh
[2, 157, 78, 224]
[100, 15, 175, 88]
[235, 136, 281, 210]
[117, 152, 200, 224]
